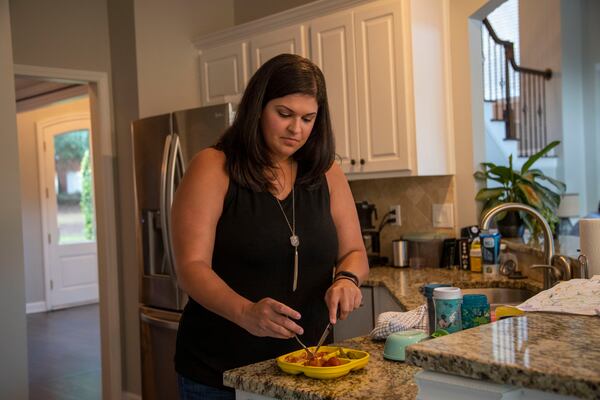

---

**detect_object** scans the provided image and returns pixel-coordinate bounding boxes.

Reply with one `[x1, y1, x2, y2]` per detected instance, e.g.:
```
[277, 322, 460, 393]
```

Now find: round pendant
[290, 235, 300, 247]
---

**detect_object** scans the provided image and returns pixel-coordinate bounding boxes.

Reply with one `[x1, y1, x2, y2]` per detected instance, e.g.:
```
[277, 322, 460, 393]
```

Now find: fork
[293, 335, 314, 358]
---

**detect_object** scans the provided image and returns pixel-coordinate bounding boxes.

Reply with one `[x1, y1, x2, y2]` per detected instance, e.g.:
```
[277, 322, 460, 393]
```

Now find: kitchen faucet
[480, 202, 565, 290]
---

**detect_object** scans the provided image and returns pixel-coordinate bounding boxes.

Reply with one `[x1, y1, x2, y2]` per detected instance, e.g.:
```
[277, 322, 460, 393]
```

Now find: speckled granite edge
[224, 336, 421, 400]
[364, 266, 543, 311]
[405, 314, 600, 400]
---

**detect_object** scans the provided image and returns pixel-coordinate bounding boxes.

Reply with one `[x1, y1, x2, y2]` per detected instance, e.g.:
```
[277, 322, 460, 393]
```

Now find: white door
[37, 113, 98, 310]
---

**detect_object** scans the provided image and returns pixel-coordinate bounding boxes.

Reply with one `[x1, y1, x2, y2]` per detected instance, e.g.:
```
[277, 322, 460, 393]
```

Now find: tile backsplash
[349, 175, 456, 262]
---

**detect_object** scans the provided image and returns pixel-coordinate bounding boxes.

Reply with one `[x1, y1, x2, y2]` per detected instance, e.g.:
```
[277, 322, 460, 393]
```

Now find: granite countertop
[406, 313, 600, 399]
[224, 336, 420, 400]
[223, 267, 545, 399]
[364, 266, 543, 310]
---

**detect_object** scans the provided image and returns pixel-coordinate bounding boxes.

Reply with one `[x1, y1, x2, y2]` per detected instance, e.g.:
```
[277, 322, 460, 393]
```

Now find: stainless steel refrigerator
[132, 103, 236, 400]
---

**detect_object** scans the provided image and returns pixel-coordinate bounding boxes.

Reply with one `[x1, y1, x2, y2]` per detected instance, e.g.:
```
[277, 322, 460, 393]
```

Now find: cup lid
[433, 286, 462, 299]
[463, 294, 488, 306]
[421, 283, 451, 297]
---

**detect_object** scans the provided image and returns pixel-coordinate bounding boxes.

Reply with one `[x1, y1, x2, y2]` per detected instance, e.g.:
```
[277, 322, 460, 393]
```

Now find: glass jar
[462, 294, 491, 329]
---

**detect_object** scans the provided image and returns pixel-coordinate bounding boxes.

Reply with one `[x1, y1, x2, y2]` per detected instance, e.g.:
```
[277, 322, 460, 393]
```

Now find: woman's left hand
[324, 279, 362, 324]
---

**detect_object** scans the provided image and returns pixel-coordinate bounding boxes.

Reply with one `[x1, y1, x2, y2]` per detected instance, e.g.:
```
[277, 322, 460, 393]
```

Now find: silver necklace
[274, 185, 300, 292]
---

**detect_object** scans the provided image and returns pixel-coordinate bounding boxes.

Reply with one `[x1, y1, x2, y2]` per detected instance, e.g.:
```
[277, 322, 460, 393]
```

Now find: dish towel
[517, 275, 600, 316]
[370, 304, 428, 340]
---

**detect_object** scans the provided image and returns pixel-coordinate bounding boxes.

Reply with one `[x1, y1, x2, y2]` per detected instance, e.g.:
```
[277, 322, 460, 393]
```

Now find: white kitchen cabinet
[310, 11, 359, 174]
[310, 1, 421, 176]
[249, 24, 308, 74]
[193, 0, 454, 176]
[198, 41, 248, 106]
[353, 0, 415, 174]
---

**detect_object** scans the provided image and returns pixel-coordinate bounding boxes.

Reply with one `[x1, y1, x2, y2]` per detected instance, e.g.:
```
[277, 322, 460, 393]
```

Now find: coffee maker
[355, 201, 385, 266]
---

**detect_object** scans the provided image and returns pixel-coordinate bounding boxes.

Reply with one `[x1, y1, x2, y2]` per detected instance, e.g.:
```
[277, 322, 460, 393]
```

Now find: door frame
[15, 64, 122, 400]
[36, 111, 98, 310]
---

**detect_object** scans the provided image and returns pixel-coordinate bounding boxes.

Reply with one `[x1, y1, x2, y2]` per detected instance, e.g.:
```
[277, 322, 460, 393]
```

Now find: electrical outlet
[389, 205, 402, 226]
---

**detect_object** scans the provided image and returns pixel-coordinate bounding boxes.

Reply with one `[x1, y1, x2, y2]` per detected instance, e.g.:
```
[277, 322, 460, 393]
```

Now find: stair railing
[482, 18, 553, 157]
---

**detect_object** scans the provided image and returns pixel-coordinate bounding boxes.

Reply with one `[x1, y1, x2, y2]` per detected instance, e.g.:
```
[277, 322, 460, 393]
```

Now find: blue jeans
[177, 375, 235, 400]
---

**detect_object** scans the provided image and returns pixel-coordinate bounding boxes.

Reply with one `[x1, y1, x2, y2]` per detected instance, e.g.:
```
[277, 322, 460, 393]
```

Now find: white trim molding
[14, 64, 122, 400]
[25, 301, 47, 314]
[192, 0, 376, 50]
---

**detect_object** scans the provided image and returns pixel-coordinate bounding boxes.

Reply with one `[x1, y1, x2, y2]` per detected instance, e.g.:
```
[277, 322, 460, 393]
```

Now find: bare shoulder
[176, 147, 229, 204]
[186, 148, 228, 184]
[325, 162, 347, 193]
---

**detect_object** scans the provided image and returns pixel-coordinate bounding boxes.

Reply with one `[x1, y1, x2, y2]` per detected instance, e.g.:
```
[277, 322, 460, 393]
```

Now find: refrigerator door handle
[140, 312, 180, 330]
[165, 133, 182, 284]
[160, 134, 178, 283]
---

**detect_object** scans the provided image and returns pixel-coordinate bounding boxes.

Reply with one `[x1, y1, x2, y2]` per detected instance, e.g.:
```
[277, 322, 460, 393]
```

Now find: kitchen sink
[461, 288, 536, 308]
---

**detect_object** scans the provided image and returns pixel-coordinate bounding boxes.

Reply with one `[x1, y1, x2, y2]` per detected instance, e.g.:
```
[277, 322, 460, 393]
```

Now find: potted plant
[473, 140, 566, 239]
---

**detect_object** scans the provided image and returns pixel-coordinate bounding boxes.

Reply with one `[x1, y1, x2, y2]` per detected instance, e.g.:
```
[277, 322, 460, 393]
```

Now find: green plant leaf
[516, 182, 543, 209]
[473, 171, 488, 181]
[476, 187, 505, 202]
[521, 140, 560, 174]
[535, 184, 561, 210]
[536, 175, 566, 193]
[487, 165, 513, 182]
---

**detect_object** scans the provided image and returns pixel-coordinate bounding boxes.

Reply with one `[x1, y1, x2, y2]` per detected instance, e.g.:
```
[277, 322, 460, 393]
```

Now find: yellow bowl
[277, 346, 369, 379]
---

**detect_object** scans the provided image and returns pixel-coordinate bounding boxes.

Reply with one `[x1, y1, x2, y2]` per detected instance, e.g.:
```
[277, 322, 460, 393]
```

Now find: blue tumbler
[433, 287, 463, 333]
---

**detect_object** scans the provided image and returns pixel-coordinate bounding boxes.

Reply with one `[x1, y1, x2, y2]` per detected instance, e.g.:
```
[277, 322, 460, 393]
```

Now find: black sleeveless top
[175, 176, 338, 389]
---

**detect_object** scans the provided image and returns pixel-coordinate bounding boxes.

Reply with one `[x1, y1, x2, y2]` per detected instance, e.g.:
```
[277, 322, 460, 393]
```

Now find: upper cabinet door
[199, 41, 248, 106]
[353, 1, 415, 173]
[310, 12, 360, 174]
[250, 25, 308, 73]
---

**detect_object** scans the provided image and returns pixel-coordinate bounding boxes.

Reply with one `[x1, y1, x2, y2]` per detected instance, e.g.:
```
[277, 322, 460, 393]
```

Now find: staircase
[482, 18, 558, 179]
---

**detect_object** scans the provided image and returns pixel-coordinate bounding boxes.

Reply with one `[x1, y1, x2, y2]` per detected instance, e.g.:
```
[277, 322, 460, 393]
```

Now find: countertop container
[461, 294, 490, 329]
[404, 232, 452, 268]
[383, 330, 428, 361]
[421, 283, 451, 335]
[433, 287, 463, 333]
[392, 239, 409, 267]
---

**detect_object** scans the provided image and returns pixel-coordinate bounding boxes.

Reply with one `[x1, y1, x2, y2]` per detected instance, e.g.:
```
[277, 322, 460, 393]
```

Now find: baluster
[542, 79, 548, 150]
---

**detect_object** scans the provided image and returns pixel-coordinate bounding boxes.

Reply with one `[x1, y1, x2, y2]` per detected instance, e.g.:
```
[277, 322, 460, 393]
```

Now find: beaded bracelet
[334, 271, 360, 287]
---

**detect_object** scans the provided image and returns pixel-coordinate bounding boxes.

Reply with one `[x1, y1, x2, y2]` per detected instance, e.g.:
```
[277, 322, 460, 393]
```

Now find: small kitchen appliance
[356, 201, 386, 266]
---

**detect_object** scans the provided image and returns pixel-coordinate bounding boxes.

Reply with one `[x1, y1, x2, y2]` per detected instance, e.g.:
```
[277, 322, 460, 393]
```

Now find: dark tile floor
[27, 303, 101, 400]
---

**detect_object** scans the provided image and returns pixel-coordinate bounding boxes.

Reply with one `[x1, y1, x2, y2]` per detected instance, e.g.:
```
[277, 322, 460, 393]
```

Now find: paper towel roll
[580, 218, 600, 277]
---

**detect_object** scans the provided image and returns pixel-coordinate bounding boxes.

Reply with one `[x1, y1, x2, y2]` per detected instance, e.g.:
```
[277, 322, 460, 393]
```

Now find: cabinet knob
[360, 159, 365, 165]
[350, 159, 356, 165]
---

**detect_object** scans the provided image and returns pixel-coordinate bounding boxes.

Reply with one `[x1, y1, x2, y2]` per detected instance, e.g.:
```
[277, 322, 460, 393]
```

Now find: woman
[171, 53, 368, 399]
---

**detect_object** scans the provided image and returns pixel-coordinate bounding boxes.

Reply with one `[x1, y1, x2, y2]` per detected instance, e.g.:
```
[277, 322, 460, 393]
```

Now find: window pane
[53, 129, 96, 244]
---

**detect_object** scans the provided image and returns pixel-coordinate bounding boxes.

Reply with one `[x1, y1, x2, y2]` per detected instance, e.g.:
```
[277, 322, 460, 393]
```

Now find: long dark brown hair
[216, 53, 335, 192]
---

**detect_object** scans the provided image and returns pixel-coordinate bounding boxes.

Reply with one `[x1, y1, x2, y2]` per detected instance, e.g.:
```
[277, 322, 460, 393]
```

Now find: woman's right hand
[239, 298, 304, 339]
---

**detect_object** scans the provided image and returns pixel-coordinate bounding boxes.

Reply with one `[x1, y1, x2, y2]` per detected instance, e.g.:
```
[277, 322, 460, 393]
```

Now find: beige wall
[17, 96, 91, 305]
[106, 0, 142, 393]
[582, 0, 600, 213]
[9, 0, 112, 72]
[520, 0, 562, 145]
[134, 0, 235, 117]
[233, 0, 316, 24]
[449, 0, 489, 229]
[0, 0, 29, 397]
